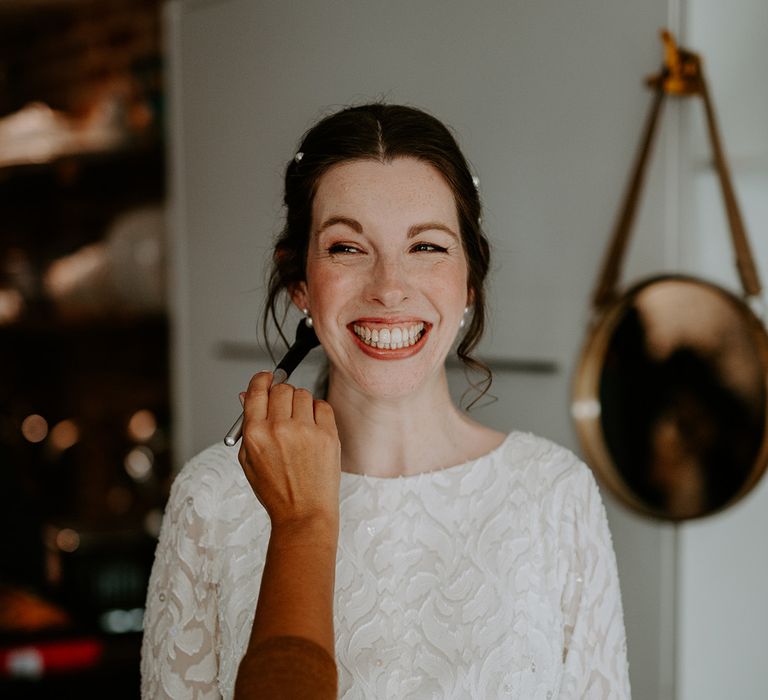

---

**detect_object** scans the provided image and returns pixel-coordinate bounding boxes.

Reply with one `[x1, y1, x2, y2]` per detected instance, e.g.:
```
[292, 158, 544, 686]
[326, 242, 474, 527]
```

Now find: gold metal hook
[645, 29, 703, 96]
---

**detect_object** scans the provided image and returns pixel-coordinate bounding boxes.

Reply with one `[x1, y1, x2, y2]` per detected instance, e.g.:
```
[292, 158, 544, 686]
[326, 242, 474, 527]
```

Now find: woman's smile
[349, 319, 430, 358]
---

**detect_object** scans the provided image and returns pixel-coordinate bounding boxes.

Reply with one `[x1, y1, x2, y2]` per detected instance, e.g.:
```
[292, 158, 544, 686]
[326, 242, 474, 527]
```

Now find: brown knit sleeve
[233, 635, 338, 699]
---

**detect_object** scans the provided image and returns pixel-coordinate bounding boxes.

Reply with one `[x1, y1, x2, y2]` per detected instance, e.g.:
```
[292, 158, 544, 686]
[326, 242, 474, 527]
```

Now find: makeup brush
[224, 318, 321, 446]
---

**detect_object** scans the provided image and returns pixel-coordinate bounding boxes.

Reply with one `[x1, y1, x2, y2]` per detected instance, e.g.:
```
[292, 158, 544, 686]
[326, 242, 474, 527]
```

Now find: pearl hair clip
[294, 152, 304, 163]
[472, 175, 482, 225]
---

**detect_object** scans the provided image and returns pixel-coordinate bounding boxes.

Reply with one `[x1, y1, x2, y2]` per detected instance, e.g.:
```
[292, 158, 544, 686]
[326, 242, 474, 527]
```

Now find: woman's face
[292, 156, 471, 400]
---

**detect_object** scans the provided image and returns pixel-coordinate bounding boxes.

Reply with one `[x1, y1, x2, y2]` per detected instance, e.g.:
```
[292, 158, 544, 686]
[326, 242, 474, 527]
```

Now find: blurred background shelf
[0, 1, 168, 696]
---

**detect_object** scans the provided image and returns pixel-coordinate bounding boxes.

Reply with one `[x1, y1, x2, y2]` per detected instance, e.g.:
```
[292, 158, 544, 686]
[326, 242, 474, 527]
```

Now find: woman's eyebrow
[407, 222, 459, 241]
[317, 216, 363, 234]
[316, 217, 458, 241]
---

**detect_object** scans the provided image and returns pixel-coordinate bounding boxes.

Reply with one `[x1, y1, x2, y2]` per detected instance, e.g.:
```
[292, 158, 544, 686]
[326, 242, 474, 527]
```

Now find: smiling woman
[140, 104, 631, 699]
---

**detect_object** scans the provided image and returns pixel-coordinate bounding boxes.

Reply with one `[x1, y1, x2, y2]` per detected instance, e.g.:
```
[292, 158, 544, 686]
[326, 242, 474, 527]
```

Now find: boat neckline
[339, 431, 516, 482]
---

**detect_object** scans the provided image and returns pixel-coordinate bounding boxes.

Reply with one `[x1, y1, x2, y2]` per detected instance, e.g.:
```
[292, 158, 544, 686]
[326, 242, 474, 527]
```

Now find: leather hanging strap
[699, 79, 762, 297]
[591, 86, 666, 310]
[591, 30, 762, 313]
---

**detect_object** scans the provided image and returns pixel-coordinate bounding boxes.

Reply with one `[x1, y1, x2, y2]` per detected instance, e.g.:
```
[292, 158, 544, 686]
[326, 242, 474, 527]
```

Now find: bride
[141, 103, 630, 699]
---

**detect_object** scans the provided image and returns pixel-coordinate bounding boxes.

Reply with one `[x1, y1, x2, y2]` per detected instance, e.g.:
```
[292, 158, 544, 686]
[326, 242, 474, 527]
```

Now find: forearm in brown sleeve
[234, 635, 338, 699]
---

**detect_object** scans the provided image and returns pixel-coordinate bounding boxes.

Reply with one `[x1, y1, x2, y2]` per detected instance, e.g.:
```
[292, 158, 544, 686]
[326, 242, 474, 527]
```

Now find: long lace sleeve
[141, 462, 221, 699]
[559, 465, 631, 699]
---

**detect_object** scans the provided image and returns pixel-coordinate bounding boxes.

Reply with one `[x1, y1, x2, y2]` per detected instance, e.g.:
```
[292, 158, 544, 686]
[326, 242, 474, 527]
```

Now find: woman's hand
[234, 372, 341, 683]
[237, 371, 341, 533]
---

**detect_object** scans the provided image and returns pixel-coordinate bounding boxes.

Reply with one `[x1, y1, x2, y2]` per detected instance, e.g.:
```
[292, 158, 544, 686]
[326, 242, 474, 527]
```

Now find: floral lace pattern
[141, 432, 630, 699]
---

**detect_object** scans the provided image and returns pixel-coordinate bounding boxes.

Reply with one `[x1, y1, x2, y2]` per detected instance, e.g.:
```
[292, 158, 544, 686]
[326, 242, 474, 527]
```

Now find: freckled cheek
[424, 263, 470, 304]
[306, 266, 365, 318]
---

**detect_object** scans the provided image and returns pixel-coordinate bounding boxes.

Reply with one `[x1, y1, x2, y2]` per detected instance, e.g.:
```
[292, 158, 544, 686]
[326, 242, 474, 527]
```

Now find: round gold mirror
[572, 275, 768, 520]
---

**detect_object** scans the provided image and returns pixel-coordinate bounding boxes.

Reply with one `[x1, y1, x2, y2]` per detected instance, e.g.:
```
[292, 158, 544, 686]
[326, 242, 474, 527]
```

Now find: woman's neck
[327, 368, 504, 478]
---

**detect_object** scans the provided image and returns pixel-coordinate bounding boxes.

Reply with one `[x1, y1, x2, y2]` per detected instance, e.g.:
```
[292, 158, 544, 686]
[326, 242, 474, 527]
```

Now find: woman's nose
[365, 258, 409, 307]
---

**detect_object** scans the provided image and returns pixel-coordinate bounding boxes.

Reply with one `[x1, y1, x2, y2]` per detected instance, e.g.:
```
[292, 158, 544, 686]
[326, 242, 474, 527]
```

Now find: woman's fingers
[313, 400, 337, 434]
[243, 374, 323, 425]
[267, 383, 294, 420]
[244, 371, 272, 422]
[291, 388, 315, 423]
[240, 371, 337, 448]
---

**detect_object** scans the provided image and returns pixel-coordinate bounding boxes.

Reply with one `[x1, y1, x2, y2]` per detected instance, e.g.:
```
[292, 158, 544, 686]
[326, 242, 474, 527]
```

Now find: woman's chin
[360, 377, 422, 401]
[326, 340, 452, 402]
[332, 367, 428, 402]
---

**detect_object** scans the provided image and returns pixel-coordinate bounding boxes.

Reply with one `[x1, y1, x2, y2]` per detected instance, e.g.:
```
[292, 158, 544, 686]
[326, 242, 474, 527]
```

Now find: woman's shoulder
[491, 432, 608, 536]
[498, 430, 597, 495]
[167, 441, 255, 520]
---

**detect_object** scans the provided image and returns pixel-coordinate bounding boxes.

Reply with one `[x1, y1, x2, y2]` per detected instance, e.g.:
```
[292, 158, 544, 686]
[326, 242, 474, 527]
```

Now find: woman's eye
[327, 243, 362, 255]
[411, 242, 448, 253]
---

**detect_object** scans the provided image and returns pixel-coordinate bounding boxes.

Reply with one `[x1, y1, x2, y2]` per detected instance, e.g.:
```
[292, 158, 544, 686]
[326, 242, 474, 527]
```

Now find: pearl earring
[302, 308, 313, 328]
[459, 306, 470, 329]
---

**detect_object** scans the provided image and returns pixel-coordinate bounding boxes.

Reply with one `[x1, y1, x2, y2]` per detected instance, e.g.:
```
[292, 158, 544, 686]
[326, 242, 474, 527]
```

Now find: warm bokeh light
[21, 414, 48, 443]
[0, 587, 70, 632]
[124, 446, 153, 482]
[49, 419, 80, 451]
[44, 242, 107, 297]
[55, 528, 80, 553]
[127, 409, 157, 442]
[0, 288, 24, 325]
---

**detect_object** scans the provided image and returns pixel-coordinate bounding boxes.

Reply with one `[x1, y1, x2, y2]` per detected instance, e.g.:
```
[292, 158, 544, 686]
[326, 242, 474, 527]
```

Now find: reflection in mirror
[574, 277, 768, 520]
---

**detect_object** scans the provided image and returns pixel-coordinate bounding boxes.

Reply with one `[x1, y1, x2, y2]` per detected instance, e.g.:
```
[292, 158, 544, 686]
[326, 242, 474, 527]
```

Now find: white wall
[676, 2, 768, 699]
[165, 0, 670, 457]
[165, 2, 768, 698]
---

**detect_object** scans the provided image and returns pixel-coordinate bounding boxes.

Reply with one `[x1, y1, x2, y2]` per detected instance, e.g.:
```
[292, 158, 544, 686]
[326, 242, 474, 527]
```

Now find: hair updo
[263, 103, 492, 405]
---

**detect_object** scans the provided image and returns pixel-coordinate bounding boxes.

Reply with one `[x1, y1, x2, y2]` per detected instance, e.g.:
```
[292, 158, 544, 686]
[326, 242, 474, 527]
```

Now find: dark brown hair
[263, 103, 492, 405]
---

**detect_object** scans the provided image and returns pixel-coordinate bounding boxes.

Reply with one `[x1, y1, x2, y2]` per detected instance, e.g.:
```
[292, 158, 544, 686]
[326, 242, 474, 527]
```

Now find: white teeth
[352, 322, 426, 349]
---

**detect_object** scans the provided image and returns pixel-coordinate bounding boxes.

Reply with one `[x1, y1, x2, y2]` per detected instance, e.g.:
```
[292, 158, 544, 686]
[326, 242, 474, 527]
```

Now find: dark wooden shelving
[0, 3, 167, 694]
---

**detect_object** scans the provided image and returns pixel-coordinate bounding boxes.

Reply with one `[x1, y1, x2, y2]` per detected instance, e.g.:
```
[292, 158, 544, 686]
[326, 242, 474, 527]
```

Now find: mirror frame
[572, 274, 768, 521]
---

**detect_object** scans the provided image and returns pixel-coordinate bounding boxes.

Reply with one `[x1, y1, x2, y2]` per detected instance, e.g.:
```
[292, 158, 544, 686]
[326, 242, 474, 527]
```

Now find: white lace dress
[140, 432, 630, 699]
